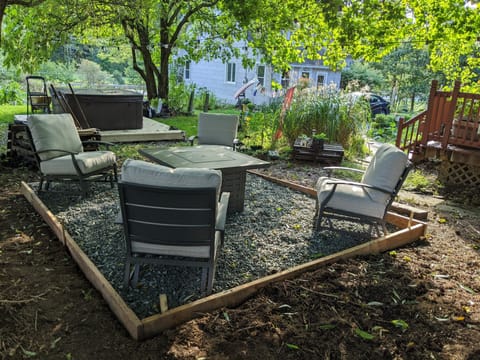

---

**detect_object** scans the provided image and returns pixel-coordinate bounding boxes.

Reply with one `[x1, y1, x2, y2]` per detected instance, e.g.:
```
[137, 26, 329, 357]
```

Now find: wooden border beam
[21, 182, 143, 340]
[21, 175, 427, 341]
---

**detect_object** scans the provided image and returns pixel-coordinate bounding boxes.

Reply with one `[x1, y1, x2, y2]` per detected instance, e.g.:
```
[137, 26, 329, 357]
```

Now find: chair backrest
[28, 113, 83, 161]
[119, 159, 222, 248]
[197, 113, 239, 146]
[362, 144, 410, 199]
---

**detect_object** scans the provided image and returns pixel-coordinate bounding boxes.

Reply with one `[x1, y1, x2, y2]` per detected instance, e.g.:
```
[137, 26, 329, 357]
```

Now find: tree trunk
[158, 46, 170, 101]
[410, 91, 415, 113]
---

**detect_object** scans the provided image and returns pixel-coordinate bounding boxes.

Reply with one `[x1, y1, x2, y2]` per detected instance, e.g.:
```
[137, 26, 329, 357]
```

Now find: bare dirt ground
[1, 160, 480, 359]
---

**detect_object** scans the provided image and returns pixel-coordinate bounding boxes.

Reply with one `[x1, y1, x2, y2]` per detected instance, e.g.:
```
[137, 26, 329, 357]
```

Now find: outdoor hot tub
[59, 89, 144, 130]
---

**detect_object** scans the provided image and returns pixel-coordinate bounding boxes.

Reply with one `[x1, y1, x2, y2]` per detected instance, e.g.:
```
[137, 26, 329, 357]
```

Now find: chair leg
[38, 177, 44, 192]
[132, 264, 140, 287]
[124, 261, 131, 287]
[381, 221, 388, 236]
[79, 178, 88, 198]
[206, 262, 216, 295]
[110, 165, 118, 189]
[200, 267, 208, 294]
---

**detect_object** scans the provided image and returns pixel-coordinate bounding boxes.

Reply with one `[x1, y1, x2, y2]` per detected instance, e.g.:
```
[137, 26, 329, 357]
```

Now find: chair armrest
[324, 166, 365, 177]
[188, 135, 198, 146]
[216, 192, 230, 232]
[233, 138, 243, 151]
[36, 148, 78, 156]
[323, 179, 393, 195]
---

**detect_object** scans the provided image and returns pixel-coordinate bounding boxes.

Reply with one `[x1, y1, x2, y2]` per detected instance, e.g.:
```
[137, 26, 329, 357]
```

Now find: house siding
[183, 57, 342, 106]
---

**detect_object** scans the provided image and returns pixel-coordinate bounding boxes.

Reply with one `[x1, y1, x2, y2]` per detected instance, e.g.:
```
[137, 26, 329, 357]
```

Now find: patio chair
[27, 113, 117, 198]
[188, 112, 240, 149]
[314, 143, 411, 236]
[118, 159, 230, 294]
[26, 75, 51, 115]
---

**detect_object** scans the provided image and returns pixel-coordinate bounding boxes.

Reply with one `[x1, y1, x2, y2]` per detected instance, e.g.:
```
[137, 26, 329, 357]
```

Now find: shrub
[0, 81, 25, 105]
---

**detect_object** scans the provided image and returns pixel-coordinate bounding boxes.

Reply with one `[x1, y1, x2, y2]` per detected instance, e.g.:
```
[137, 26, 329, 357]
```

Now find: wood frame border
[21, 175, 427, 340]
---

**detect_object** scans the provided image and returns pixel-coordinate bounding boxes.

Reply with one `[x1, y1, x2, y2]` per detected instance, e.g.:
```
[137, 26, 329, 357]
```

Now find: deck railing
[396, 80, 480, 158]
[396, 111, 427, 154]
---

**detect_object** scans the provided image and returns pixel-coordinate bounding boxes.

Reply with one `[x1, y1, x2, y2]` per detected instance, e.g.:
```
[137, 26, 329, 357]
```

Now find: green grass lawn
[156, 109, 241, 138]
[0, 105, 26, 124]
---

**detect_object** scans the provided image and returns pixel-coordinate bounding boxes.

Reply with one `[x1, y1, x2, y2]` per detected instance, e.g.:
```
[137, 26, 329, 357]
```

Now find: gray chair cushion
[28, 113, 83, 161]
[130, 232, 221, 258]
[39, 151, 116, 175]
[197, 113, 239, 147]
[121, 159, 222, 191]
[362, 144, 408, 195]
[316, 177, 389, 218]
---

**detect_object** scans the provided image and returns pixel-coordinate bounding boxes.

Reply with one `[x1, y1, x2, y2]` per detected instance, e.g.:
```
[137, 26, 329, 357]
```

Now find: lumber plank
[248, 170, 428, 220]
[21, 182, 143, 340]
[141, 222, 426, 339]
[248, 170, 317, 197]
[159, 294, 168, 313]
[20, 182, 66, 245]
[21, 178, 427, 341]
[63, 230, 142, 340]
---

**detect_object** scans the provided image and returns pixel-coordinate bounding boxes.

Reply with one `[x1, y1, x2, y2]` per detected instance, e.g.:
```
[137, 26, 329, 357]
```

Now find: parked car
[348, 92, 391, 117]
[367, 94, 390, 116]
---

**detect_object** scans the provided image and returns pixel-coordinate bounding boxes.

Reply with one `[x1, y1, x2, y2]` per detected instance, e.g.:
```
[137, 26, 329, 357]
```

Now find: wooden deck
[396, 80, 480, 186]
[99, 118, 184, 143]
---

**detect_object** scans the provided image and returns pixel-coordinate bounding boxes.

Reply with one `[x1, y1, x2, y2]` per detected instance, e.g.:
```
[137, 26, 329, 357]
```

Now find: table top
[139, 145, 270, 171]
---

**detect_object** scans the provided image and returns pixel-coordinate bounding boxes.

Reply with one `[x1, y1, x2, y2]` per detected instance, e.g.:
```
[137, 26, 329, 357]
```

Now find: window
[226, 63, 236, 83]
[184, 60, 191, 80]
[301, 71, 310, 79]
[316, 74, 325, 89]
[281, 71, 290, 88]
[257, 65, 265, 86]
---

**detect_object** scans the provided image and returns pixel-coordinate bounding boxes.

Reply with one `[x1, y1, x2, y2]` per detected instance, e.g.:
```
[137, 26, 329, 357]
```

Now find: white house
[180, 55, 343, 106]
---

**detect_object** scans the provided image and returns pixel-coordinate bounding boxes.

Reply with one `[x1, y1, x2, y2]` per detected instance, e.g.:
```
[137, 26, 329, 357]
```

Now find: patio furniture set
[23, 111, 411, 296]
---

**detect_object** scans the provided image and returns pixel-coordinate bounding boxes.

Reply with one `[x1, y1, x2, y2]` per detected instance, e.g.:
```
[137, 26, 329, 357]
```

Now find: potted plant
[312, 132, 328, 151]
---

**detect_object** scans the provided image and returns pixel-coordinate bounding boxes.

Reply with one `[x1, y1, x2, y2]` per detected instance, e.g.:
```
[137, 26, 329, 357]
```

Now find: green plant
[281, 85, 368, 156]
[312, 132, 328, 141]
[168, 75, 196, 114]
[403, 169, 436, 193]
[367, 114, 398, 142]
[0, 81, 25, 105]
[194, 87, 219, 110]
[240, 100, 282, 150]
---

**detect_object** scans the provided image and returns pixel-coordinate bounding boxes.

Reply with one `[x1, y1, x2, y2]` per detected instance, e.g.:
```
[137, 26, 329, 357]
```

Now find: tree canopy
[1, 0, 479, 102]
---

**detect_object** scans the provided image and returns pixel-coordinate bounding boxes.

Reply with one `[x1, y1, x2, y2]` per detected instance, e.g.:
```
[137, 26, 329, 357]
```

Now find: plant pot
[311, 138, 324, 152]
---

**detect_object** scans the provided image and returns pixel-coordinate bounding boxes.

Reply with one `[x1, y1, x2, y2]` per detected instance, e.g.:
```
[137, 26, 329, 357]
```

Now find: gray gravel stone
[33, 174, 381, 319]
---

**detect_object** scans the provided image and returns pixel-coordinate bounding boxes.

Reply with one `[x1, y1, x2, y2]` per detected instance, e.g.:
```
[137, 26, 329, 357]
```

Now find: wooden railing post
[396, 117, 404, 149]
[442, 80, 461, 149]
[422, 80, 438, 147]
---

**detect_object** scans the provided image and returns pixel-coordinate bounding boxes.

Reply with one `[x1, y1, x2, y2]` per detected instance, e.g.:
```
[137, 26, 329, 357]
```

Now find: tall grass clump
[281, 85, 370, 154]
[241, 99, 283, 150]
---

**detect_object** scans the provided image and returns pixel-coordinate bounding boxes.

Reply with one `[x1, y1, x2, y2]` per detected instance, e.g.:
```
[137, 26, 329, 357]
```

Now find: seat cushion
[40, 151, 116, 175]
[316, 177, 389, 219]
[197, 113, 238, 146]
[131, 231, 221, 258]
[28, 113, 83, 161]
[121, 159, 222, 191]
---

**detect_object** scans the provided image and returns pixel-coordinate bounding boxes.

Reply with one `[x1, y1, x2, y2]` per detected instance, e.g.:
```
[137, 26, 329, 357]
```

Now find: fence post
[187, 89, 195, 115]
[203, 92, 209, 113]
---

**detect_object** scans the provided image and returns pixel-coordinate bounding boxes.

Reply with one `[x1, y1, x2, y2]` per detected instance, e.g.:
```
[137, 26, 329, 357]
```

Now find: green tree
[340, 62, 386, 91]
[1, 0, 479, 103]
[374, 43, 436, 112]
